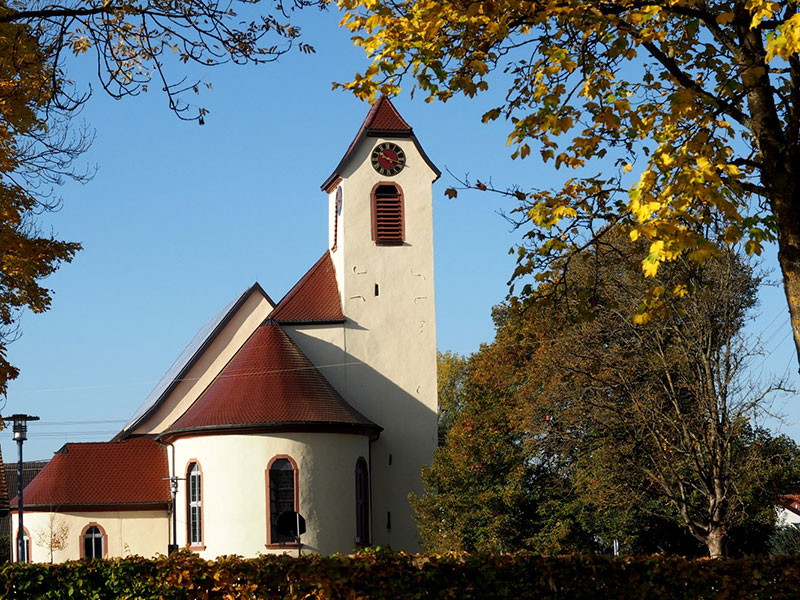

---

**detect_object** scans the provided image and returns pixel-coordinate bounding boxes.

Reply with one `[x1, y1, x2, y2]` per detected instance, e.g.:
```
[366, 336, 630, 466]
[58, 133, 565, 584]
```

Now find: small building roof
[270, 252, 344, 324]
[780, 494, 800, 516]
[321, 95, 440, 192]
[11, 438, 170, 510]
[162, 323, 380, 440]
[117, 283, 273, 437]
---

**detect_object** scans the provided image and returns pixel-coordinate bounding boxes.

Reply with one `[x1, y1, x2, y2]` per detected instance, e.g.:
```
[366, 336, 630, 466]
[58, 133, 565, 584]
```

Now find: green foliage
[420, 237, 800, 557]
[3, 550, 800, 599]
[337, 0, 800, 367]
[436, 350, 469, 443]
[769, 526, 800, 556]
[0, 536, 9, 563]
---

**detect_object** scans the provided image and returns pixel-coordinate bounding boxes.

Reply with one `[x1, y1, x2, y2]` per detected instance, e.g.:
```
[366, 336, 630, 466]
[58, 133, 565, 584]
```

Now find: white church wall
[281, 324, 346, 395]
[171, 432, 370, 558]
[325, 135, 438, 552]
[133, 291, 273, 436]
[13, 509, 169, 562]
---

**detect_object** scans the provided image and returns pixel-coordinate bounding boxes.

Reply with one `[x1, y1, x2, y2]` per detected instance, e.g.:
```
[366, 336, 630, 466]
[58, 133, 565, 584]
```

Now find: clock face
[371, 142, 406, 176]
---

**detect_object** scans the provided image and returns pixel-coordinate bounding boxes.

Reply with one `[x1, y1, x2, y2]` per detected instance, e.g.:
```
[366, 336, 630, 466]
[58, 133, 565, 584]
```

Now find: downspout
[158, 439, 179, 554]
[368, 437, 373, 546]
[169, 442, 177, 554]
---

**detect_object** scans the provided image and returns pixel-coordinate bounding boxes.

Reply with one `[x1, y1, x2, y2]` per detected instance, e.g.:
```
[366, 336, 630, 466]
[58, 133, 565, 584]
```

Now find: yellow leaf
[642, 258, 660, 278]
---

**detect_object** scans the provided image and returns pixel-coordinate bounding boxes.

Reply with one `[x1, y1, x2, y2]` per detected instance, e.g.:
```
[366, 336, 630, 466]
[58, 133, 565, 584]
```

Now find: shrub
[1, 549, 799, 599]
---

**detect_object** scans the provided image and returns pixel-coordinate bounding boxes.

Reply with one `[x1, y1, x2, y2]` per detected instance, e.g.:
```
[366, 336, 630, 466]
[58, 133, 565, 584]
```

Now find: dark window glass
[355, 459, 370, 545]
[269, 459, 295, 543]
[83, 526, 103, 559]
[18, 530, 30, 563]
[187, 463, 202, 545]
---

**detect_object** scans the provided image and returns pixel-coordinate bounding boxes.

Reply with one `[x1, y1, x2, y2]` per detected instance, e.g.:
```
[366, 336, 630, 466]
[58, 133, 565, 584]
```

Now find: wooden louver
[372, 184, 404, 245]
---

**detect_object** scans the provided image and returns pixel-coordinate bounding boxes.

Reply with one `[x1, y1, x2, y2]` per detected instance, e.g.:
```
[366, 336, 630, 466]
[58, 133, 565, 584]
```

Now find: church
[11, 96, 439, 561]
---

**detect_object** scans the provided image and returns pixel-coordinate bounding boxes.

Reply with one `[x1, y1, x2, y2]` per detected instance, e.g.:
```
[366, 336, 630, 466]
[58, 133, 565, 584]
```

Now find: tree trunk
[773, 192, 800, 373]
[705, 527, 726, 559]
[734, 14, 800, 370]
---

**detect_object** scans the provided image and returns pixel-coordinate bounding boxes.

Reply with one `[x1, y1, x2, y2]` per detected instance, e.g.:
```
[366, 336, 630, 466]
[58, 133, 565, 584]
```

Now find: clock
[371, 142, 406, 176]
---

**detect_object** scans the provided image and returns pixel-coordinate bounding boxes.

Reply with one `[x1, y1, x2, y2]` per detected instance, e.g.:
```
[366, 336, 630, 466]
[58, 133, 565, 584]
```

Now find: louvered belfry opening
[372, 184, 404, 245]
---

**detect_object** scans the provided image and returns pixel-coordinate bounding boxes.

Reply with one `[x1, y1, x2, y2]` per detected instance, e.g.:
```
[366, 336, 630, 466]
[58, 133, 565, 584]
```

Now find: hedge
[2, 549, 800, 599]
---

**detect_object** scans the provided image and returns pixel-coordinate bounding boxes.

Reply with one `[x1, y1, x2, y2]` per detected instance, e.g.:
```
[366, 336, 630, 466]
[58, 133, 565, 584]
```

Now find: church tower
[11, 97, 440, 561]
[320, 96, 440, 551]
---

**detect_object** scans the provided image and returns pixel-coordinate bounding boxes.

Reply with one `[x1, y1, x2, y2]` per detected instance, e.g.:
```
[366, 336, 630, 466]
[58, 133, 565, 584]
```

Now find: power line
[24, 430, 119, 438]
[35, 419, 127, 426]
[10, 360, 365, 396]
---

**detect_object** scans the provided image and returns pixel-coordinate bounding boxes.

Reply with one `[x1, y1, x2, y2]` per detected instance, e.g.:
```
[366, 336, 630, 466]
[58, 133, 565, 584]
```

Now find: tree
[416, 336, 584, 553]
[338, 0, 800, 369]
[436, 350, 469, 444]
[34, 513, 70, 563]
[0, 17, 85, 395]
[0, 0, 319, 394]
[537, 241, 800, 558]
[415, 236, 800, 557]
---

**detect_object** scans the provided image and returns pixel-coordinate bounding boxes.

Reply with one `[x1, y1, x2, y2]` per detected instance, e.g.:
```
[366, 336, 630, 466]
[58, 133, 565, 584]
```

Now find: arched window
[355, 458, 370, 546]
[81, 524, 106, 559]
[371, 184, 404, 245]
[187, 461, 203, 547]
[16, 527, 30, 563]
[267, 456, 298, 545]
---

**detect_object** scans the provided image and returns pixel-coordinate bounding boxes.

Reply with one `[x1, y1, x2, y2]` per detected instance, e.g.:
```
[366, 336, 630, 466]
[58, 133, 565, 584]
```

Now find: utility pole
[5, 414, 39, 562]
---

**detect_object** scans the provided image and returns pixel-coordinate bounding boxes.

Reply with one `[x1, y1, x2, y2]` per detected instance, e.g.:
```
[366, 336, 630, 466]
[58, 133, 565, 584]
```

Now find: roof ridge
[271, 252, 329, 316]
[117, 283, 273, 438]
[61, 439, 150, 448]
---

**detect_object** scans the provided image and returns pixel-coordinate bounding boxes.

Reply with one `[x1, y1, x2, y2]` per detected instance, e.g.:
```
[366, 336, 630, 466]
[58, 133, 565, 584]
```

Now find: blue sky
[2, 6, 798, 461]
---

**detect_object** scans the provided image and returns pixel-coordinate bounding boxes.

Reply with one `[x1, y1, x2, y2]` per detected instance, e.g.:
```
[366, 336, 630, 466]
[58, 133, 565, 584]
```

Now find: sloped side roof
[12, 439, 170, 509]
[118, 283, 274, 437]
[321, 95, 440, 191]
[163, 323, 380, 438]
[270, 252, 344, 323]
[3, 460, 47, 505]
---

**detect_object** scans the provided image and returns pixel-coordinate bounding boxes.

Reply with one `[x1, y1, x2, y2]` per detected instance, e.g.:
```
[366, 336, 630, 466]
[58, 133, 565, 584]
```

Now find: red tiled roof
[780, 494, 800, 516]
[270, 252, 344, 323]
[321, 95, 440, 191]
[363, 95, 412, 132]
[165, 323, 379, 436]
[11, 438, 170, 509]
